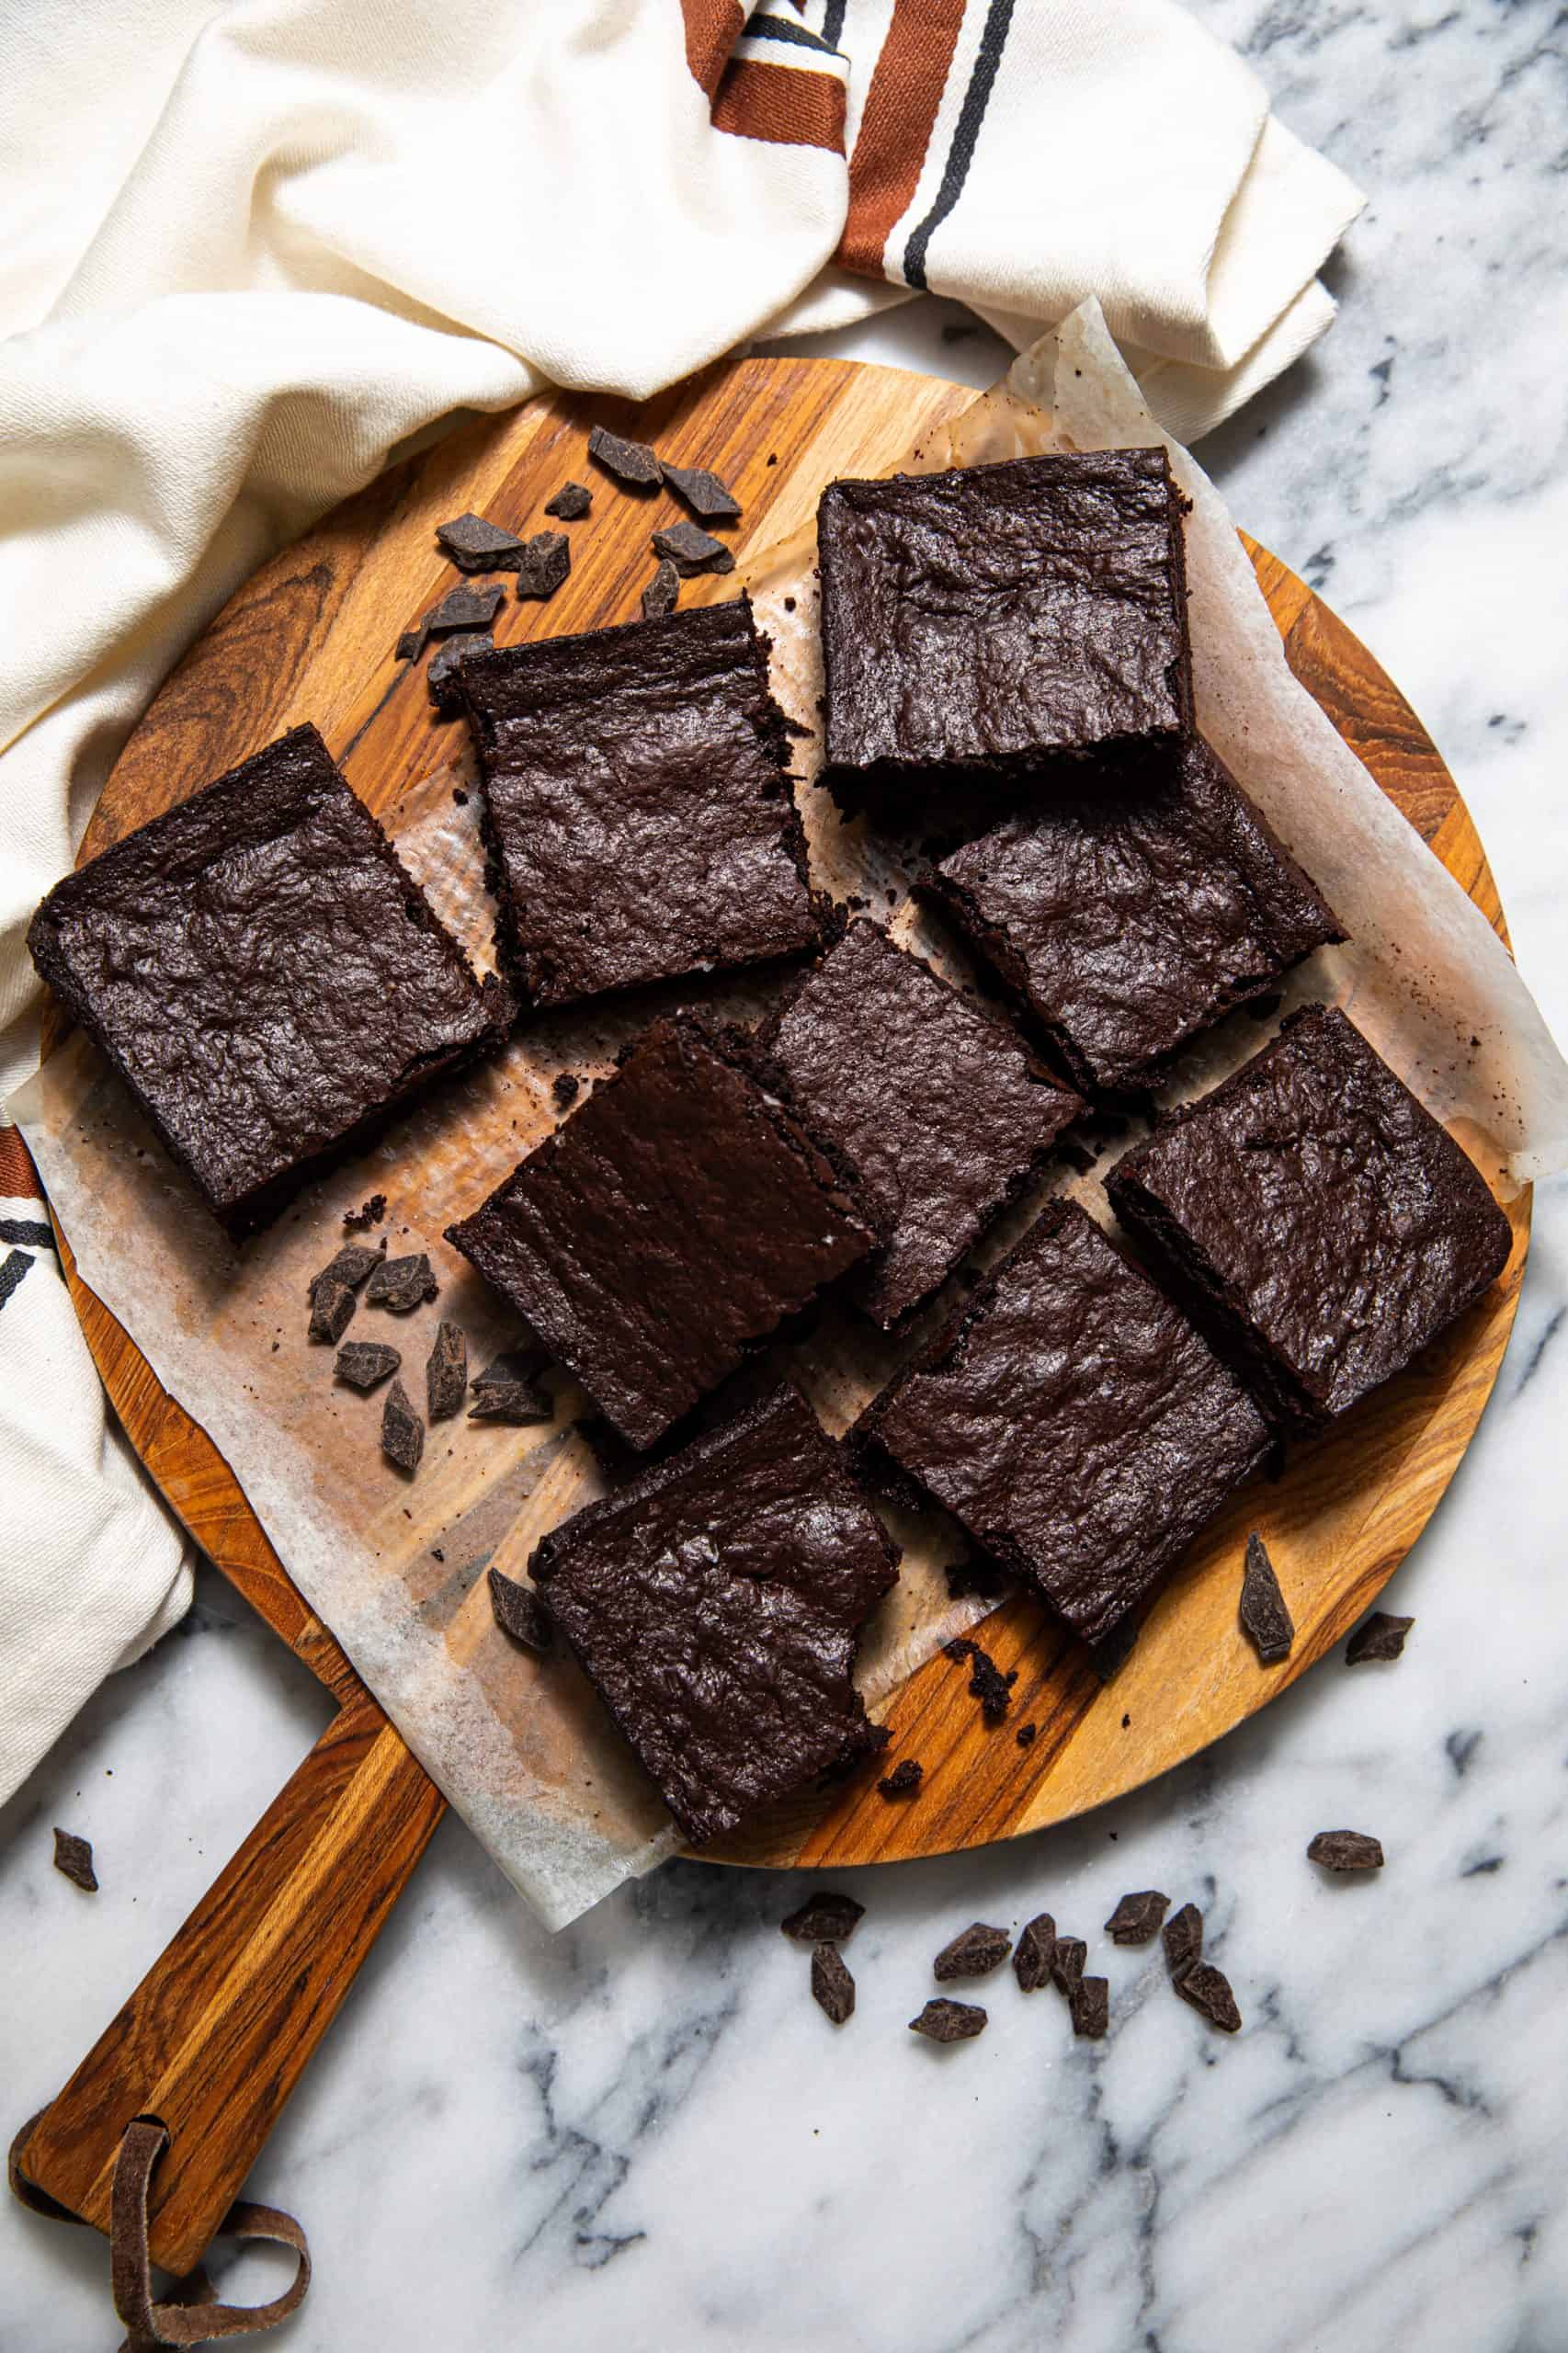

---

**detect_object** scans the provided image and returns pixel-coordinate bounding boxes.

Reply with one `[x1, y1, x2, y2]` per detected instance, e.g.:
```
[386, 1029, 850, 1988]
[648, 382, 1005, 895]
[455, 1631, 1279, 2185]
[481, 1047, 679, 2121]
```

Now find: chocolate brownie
[857, 1199, 1271, 1646]
[28, 725, 506, 1236]
[817, 449, 1192, 817]
[528, 1385, 898, 1842]
[1106, 1006, 1512, 1430]
[760, 921, 1082, 1326]
[445, 1016, 880, 1449]
[927, 736, 1344, 1096]
[457, 598, 820, 1011]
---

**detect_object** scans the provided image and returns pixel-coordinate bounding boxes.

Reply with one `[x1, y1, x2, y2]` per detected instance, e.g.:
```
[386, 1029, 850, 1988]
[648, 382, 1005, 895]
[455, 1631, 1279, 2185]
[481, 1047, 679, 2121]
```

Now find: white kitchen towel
[0, 0, 1360, 1809]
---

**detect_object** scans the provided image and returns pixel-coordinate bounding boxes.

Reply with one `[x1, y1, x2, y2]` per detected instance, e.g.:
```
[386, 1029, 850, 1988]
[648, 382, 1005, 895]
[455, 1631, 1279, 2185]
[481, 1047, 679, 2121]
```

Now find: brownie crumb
[452, 787, 469, 806]
[52, 1829, 97, 1892]
[436, 512, 525, 572]
[812, 1943, 856, 2025]
[1346, 1610, 1415, 1665]
[944, 1636, 1012, 1725]
[878, 1758, 923, 1798]
[1069, 1975, 1109, 2039]
[428, 631, 494, 713]
[1051, 1936, 1087, 1995]
[425, 580, 506, 635]
[308, 1278, 357, 1346]
[909, 1998, 987, 2043]
[652, 519, 735, 577]
[588, 424, 661, 488]
[381, 1379, 424, 1473]
[489, 1568, 552, 1654]
[515, 531, 571, 600]
[781, 1890, 864, 1945]
[660, 460, 741, 521]
[1162, 1903, 1204, 1981]
[552, 1073, 580, 1109]
[366, 1253, 438, 1313]
[1175, 1961, 1242, 2033]
[783, 595, 795, 611]
[1239, 1530, 1294, 1665]
[1105, 1890, 1170, 1945]
[1012, 1914, 1056, 1992]
[344, 1194, 386, 1233]
[395, 628, 426, 663]
[933, 1922, 1013, 1982]
[641, 558, 680, 620]
[1015, 1722, 1038, 1749]
[335, 1340, 401, 1392]
[544, 481, 592, 520]
[426, 1321, 468, 1422]
[1308, 1829, 1385, 1872]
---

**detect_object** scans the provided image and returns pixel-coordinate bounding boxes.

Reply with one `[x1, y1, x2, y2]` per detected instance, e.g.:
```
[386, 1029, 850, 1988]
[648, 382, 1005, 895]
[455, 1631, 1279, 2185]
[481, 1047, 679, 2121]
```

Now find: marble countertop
[6, 5, 1567, 2346]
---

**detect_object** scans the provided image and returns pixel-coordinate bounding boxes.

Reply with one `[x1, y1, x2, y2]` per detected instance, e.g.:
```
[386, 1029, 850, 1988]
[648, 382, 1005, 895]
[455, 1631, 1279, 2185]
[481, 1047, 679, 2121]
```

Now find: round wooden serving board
[53, 354, 1528, 1879]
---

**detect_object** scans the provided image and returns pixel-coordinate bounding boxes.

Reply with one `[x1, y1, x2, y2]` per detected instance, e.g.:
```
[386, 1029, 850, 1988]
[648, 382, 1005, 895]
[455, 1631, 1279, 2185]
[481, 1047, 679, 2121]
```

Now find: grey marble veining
[5, 6, 1568, 2345]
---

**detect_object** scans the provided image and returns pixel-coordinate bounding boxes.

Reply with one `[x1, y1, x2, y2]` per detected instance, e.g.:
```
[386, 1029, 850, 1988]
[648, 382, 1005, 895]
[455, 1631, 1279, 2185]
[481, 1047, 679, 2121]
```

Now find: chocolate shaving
[588, 424, 661, 488]
[1012, 1913, 1057, 1992]
[660, 460, 741, 521]
[335, 1341, 401, 1392]
[428, 631, 493, 713]
[943, 1636, 1012, 1725]
[909, 1998, 987, 2043]
[344, 1193, 386, 1233]
[1239, 1530, 1294, 1665]
[877, 1758, 923, 1799]
[310, 1241, 383, 1299]
[933, 1922, 1013, 1982]
[1104, 1890, 1170, 1945]
[426, 1321, 468, 1422]
[1175, 1961, 1242, 2033]
[1308, 1829, 1385, 1871]
[1051, 1937, 1087, 1995]
[811, 1944, 856, 2025]
[52, 1829, 97, 1892]
[781, 1890, 863, 1945]
[1069, 1975, 1109, 2040]
[515, 531, 570, 600]
[436, 511, 525, 571]
[488, 1568, 553, 1654]
[1346, 1610, 1415, 1664]
[1162, 1903, 1204, 1981]
[308, 1279, 357, 1346]
[424, 579, 506, 635]
[551, 1073, 580, 1109]
[641, 558, 680, 620]
[544, 481, 592, 520]
[381, 1379, 424, 1473]
[366, 1253, 438, 1313]
[651, 519, 735, 576]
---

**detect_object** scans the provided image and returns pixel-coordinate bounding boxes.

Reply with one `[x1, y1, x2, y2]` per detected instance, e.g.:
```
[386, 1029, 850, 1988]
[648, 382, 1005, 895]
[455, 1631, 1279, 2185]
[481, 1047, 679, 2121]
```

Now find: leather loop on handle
[111, 2118, 310, 2350]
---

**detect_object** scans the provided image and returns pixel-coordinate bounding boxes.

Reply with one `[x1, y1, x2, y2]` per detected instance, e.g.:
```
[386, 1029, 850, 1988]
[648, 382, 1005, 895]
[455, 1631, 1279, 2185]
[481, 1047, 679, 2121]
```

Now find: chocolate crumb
[1240, 1531, 1294, 1665]
[308, 1278, 357, 1346]
[651, 519, 735, 576]
[588, 424, 661, 488]
[642, 558, 680, 620]
[452, 787, 469, 806]
[811, 1943, 856, 2025]
[1069, 1975, 1109, 2039]
[1162, 1903, 1204, 1981]
[335, 1341, 401, 1392]
[488, 1568, 553, 1654]
[1308, 1829, 1385, 1872]
[1175, 1961, 1242, 2033]
[544, 481, 592, 520]
[431, 1548, 444, 1562]
[426, 1321, 468, 1422]
[366, 1253, 438, 1313]
[552, 1073, 580, 1109]
[436, 511, 525, 572]
[1104, 1890, 1170, 1945]
[428, 631, 493, 713]
[1346, 1610, 1415, 1665]
[1051, 1937, 1087, 1995]
[909, 1998, 987, 2043]
[424, 579, 505, 635]
[515, 531, 570, 599]
[344, 1194, 386, 1233]
[660, 460, 741, 521]
[878, 1758, 923, 1798]
[945, 1637, 1012, 1725]
[381, 1380, 424, 1473]
[1013, 1914, 1057, 1992]
[1015, 1722, 1038, 1749]
[933, 1922, 1013, 1982]
[783, 595, 796, 612]
[781, 1891, 863, 1945]
[52, 1829, 97, 1892]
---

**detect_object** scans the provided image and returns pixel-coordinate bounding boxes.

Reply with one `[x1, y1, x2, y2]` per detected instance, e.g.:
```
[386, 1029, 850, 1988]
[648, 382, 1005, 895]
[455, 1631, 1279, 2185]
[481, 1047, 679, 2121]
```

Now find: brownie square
[28, 724, 506, 1236]
[457, 597, 820, 1010]
[1105, 1006, 1513, 1431]
[760, 920, 1082, 1327]
[817, 449, 1192, 817]
[445, 1016, 879, 1449]
[857, 1199, 1271, 1645]
[928, 736, 1345, 1096]
[529, 1384, 899, 1842]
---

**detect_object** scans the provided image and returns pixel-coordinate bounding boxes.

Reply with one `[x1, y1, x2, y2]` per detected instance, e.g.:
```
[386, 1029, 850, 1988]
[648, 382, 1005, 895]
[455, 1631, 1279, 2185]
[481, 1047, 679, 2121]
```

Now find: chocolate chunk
[934, 1922, 1013, 1981]
[436, 511, 525, 572]
[426, 1321, 468, 1422]
[1104, 1890, 1170, 1946]
[308, 1278, 357, 1345]
[1346, 1610, 1415, 1664]
[473, 1347, 546, 1391]
[660, 460, 742, 521]
[544, 482, 592, 520]
[1069, 1976, 1109, 2040]
[52, 1829, 97, 1892]
[515, 531, 570, 600]
[588, 424, 662, 488]
[344, 1193, 386, 1232]
[381, 1379, 424, 1473]
[335, 1341, 401, 1392]
[944, 1636, 1012, 1725]
[1239, 1531, 1294, 1665]
[1175, 1961, 1242, 2033]
[909, 1998, 987, 2043]
[1015, 1722, 1038, 1749]
[811, 1943, 856, 2025]
[1051, 1937, 1087, 1995]
[1162, 1903, 1204, 1981]
[488, 1568, 553, 1654]
[468, 1377, 551, 1424]
[641, 559, 680, 620]
[395, 627, 426, 663]
[428, 631, 494, 713]
[652, 519, 735, 576]
[366, 1253, 438, 1313]
[424, 580, 506, 636]
[781, 1890, 864, 1945]
[1308, 1829, 1385, 1872]
[878, 1758, 923, 1798]
[310, 1241, 384, 1300]
[551, 1073, 580, 1109]
[1013, 1914, 1057, 1992]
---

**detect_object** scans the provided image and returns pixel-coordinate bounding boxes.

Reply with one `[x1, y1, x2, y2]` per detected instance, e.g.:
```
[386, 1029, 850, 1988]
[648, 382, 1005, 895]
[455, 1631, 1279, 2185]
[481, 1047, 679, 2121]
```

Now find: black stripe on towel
[0, 1250, 35, 1312]
[0, 1218, 55, 1251]
[901, 0, 1016, 290]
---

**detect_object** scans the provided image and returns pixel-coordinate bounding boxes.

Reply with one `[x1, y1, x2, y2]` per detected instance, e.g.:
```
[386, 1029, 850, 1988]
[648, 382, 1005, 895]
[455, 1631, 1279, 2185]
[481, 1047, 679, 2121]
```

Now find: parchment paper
[16, 300, 1567, 1929]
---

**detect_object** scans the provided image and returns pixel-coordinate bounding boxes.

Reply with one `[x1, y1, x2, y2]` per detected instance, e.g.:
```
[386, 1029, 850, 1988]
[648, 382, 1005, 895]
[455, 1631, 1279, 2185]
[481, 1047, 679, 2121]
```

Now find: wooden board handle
[14, 1699, 444, 2279]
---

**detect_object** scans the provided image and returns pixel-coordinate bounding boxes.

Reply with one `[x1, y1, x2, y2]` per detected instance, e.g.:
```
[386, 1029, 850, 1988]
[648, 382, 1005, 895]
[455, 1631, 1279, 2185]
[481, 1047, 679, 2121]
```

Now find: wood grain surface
[18, 357, 1528, 2273]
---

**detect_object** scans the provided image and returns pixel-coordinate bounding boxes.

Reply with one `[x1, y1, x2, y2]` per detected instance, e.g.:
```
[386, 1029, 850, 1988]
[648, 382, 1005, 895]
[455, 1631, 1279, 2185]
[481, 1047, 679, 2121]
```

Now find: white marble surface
[6, 5, 1568, 2345]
